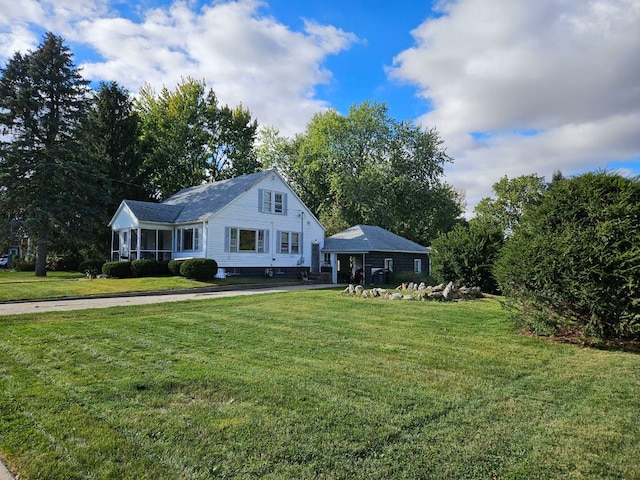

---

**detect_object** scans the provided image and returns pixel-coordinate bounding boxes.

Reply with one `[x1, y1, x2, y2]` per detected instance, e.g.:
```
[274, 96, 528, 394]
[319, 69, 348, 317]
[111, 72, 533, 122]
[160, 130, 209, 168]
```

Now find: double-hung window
[177, 227, 200, 252]
[414, 259, 422, 274]
[278, 231, 300, 254]
[260, 189, 286, 215]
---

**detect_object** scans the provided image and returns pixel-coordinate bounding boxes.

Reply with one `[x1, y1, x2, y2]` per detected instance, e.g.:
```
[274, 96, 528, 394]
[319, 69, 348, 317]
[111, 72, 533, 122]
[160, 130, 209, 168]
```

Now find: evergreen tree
[0, 32, 107, 275]
[495, 171, 640, 340]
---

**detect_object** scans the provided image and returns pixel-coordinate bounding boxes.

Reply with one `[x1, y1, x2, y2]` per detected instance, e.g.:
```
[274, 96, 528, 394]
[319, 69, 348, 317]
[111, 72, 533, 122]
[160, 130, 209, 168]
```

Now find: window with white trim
[260, 189, 286, 214]
[414, 259, 422, 274]
[278, 231, 299, 254]
[229, 228, 266, 253]
[384, 258, 393, 272]
[177, 227, 201, 252]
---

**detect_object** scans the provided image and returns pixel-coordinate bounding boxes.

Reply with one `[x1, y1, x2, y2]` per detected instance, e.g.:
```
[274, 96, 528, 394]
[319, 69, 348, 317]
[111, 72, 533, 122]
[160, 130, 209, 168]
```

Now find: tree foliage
[494, 171, 640, 340]
[84, 81, 151, 255]
[136, 78, 259, 199]
[87, 81, 150, 205]
[474, 173, 547, 234]
[0, 33, 107, 275]
[431, 218, 504, 293]
[259, 101, 462, 244]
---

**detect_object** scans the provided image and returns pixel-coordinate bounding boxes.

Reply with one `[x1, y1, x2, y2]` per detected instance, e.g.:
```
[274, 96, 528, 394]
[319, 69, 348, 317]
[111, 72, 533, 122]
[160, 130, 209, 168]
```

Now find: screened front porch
[111, 228, 173, 261]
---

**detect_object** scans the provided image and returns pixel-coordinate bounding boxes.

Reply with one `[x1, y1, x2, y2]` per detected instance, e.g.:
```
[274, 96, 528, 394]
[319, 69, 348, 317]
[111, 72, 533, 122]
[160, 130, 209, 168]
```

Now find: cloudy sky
[1, 0, 638, 215]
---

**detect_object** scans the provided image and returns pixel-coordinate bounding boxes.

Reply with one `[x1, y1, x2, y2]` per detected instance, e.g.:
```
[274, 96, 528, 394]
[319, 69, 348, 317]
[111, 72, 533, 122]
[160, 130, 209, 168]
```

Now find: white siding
[110, 204, 139, 230]
[205, 172, 324, 268]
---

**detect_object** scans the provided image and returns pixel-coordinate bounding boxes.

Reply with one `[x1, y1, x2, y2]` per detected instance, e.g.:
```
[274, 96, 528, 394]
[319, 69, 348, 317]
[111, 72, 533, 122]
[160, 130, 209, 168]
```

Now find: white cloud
[0, 0, 356, 137]
[390, 0, 640, 215]
[84, 0, 356, 137]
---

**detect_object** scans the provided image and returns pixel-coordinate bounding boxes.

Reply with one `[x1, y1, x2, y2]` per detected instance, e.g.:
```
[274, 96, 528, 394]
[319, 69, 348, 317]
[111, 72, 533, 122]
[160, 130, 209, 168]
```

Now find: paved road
[0, 283, 336, 479]
[0, 461, 13, 480]
[0, 283, 335, 316]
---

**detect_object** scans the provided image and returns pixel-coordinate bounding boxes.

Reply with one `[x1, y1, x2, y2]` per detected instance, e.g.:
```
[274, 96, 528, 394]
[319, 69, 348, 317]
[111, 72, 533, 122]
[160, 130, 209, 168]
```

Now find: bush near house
[179, 258, 218, 281]
[56, 256, 82, 272]
[131, 259, 170, 277]
[14, 259, 36, 272]
[102, 261, 132, 278]
[78, 259, 104, 277]
[168, 259, 184, 276]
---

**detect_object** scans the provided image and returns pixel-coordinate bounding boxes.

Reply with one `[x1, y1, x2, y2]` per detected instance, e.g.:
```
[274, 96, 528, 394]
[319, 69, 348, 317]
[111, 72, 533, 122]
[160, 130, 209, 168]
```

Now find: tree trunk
[35, 231, 48, 277]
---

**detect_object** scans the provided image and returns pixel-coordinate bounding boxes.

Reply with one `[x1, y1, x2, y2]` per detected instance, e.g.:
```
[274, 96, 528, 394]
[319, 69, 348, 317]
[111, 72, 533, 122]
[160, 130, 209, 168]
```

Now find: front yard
[0, 270, 296, 302]
[1, 291, 639, 479]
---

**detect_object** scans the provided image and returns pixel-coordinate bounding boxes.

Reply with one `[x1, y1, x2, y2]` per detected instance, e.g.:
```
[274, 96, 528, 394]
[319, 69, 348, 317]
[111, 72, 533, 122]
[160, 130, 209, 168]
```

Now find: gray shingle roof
[322, 225, 430, 254]
[120, 170, 272, 225]
[123, 200, 184, 224]
[163, 170, 272, 223]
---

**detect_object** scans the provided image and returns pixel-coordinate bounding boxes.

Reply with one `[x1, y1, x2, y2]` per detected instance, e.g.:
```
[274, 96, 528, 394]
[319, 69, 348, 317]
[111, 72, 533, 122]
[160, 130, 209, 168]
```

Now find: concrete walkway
[0, 283, 335, 316]
[0, 283, 336, 479]
[0, 460, 14, 480]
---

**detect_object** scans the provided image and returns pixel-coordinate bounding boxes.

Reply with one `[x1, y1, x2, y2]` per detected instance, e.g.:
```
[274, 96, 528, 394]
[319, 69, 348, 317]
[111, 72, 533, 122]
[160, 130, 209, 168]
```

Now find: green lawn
[0, 270, 295, 302]
[1, 292, 639, 479]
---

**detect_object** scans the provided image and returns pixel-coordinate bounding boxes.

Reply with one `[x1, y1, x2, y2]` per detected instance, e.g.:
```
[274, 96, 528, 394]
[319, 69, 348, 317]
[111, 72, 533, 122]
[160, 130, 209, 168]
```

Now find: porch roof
[123, 200, 184, 224]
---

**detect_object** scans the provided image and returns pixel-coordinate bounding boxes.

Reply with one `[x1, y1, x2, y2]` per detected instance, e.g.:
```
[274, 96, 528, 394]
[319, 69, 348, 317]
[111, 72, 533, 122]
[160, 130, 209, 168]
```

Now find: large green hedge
[179, 258, 218, 281]
[494, 172, 640, 340]
[102, 261, 132, 278]
[431, 218, 504, 294]
[131, 259, 169, 277]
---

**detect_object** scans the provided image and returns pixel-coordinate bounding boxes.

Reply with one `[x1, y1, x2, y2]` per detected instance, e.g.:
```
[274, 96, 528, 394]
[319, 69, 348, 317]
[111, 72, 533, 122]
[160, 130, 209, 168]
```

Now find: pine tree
[0, 32, 107, 276]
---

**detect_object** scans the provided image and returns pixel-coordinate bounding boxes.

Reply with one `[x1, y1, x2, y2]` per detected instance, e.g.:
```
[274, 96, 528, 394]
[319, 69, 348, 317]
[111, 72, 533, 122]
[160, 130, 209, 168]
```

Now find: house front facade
[108, 170, 325, 279]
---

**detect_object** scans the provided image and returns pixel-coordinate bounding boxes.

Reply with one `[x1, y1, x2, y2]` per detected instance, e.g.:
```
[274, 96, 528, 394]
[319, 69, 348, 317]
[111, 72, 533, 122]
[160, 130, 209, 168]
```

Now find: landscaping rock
[443, 281, 455, 300]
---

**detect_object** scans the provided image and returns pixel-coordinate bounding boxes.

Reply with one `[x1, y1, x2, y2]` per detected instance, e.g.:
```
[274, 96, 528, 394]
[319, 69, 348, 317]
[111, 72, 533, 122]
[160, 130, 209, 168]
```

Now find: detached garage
[322, 225, 431, 285]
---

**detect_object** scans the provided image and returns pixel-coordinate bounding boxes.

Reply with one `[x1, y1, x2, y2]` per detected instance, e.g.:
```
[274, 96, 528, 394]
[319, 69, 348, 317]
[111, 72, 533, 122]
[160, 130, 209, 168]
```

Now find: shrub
[57, 256, 81, 272]
[157, 261, 170, 276]
[179, 258, 218, 281]
[102, 261, 132, 278]
[168, 259, 184, 276]
[79, 259, 103, 276]
[15, 259, 36, 272]
[495, 172, 640, 340]
[431, 218, 504, 294]
[131, 259, 163, 277]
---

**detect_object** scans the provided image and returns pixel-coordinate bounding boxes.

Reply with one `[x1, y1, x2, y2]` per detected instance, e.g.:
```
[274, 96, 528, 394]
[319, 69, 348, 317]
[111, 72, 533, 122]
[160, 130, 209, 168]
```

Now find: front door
[311, 242, 320, 273]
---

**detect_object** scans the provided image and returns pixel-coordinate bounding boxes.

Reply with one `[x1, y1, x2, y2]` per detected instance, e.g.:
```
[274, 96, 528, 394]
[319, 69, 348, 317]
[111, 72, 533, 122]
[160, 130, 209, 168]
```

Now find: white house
[108, 169, 325, 279]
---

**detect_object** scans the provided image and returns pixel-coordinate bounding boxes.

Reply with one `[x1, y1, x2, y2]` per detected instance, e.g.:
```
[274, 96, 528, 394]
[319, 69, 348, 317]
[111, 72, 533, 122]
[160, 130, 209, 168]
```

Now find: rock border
[342, 281, 483, 301]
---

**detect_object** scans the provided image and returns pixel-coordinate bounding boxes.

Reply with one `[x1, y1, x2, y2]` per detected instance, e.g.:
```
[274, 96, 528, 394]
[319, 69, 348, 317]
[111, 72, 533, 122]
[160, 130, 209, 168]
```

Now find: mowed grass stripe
[1, 291, 639, 479]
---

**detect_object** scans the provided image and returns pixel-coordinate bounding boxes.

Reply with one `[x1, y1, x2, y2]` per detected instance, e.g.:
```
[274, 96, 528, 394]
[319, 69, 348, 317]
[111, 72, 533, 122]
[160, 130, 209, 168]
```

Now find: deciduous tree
[136, 78, 259, 199]
[260, 101, 461, 244]
[474, 174, 547, 234]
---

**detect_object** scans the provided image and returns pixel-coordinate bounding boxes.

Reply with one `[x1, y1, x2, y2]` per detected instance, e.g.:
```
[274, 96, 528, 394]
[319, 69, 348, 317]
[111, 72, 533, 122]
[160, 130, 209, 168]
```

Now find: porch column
[331, 253, 338, 284]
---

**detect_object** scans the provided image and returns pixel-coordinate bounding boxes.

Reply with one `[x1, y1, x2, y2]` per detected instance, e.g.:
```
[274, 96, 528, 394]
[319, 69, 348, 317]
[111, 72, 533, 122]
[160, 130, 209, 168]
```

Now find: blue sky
[1, 0, 639, 215]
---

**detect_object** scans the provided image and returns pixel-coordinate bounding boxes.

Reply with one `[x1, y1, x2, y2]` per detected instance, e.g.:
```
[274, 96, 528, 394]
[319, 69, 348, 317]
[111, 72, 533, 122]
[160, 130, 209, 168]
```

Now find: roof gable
[323, 225, 430, 254]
